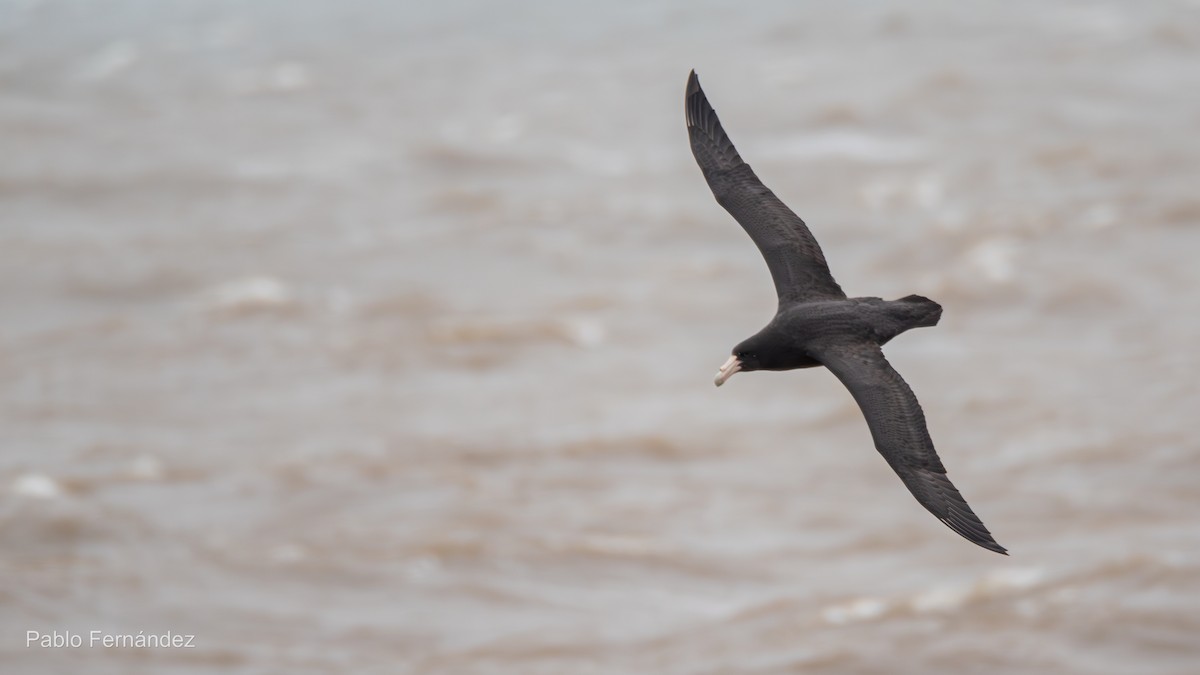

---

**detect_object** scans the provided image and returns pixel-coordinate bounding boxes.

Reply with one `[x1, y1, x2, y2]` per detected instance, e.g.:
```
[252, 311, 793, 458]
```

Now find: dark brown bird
[686, 70, 1006, 555]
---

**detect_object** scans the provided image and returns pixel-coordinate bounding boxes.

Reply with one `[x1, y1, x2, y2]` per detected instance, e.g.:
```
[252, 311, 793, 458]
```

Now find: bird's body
[686, 70, 1007, 555]
[765, 296, 942, 356]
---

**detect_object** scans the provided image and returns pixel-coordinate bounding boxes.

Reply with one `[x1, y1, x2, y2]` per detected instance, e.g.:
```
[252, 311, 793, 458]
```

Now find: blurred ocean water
[3, 1, 1200, 672]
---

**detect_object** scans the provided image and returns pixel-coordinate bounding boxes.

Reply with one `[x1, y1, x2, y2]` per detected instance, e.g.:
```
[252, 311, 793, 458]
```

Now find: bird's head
[715, 330, 816, 386]
[714, 336, 771, 387]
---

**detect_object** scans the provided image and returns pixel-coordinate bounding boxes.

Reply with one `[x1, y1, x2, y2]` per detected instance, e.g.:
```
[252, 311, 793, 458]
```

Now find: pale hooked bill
[714, 355, 741, 387]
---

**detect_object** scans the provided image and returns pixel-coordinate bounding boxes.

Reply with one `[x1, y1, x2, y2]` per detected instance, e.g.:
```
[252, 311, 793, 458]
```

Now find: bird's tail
[897, 294, 942, 328]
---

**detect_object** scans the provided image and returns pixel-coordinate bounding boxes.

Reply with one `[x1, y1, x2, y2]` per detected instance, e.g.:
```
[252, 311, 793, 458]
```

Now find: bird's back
[772, 295, 941, 347]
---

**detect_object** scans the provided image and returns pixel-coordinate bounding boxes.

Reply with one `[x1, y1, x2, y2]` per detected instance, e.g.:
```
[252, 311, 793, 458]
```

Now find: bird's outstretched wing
[809, 340, 1007, 554]
[685, 70, 845, 306]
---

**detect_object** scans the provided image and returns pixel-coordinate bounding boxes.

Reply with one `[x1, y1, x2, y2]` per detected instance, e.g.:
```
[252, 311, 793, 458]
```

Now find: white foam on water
[128, 455, 165, 481]
[202, 276, 295, 312]
[912, 172, 945, 210]
[11, 473, 62, 499]
[1082, 203, 1118, 230]
[560, 317, 607, 348]
[821, 597, 889, 625]
[965, 237, 1017, 283]
[404, 556, 441, 582]
[911, 567, 1046, 614]
[981, 566, 1046, 593]
[911, 584, 972, 613]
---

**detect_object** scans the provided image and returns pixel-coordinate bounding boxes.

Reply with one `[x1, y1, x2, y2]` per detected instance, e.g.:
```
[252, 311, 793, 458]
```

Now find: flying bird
[685, 70, 1006, 555]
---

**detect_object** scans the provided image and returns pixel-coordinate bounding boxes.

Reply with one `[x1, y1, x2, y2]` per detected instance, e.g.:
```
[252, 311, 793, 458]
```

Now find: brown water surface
[3, 1, 1200, 673]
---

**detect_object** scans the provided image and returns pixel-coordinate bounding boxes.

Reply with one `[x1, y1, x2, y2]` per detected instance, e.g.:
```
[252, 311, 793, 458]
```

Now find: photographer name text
[27, 630, 196, 649]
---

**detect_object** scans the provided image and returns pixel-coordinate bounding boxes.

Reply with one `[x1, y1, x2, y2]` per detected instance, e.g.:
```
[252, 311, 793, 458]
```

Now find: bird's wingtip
[685, 70, 707, 129]
[938, 515, 1008, 555]
[983, 541, 1010, 556]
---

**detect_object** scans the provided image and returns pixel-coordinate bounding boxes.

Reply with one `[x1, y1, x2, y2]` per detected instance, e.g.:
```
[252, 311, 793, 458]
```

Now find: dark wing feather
[810, 341, 1007, 555]
[685, 70, 845, 306]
